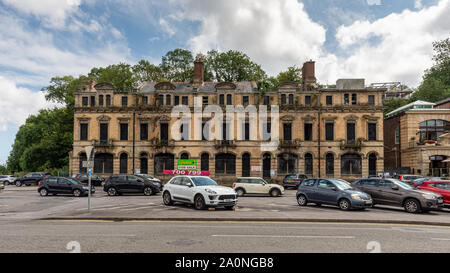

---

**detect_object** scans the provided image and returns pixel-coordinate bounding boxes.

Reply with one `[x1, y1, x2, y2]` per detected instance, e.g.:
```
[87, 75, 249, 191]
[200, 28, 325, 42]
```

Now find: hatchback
[353, 178, 443, 213]
[416, 181, 450, 207]
[103, 174, 161, 196]
[296, 178, 372, 210]
[38, 177, 95, 197]
[283, 174, 308, 189]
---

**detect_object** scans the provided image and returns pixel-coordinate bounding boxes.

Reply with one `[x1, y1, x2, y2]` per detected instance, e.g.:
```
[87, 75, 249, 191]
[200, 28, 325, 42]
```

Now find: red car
[417, 181, 450, 207]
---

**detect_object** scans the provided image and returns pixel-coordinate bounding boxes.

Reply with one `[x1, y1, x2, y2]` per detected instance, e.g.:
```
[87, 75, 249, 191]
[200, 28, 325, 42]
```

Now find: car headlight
[205, 188, 217, 195]
[422, 194, 436, 200]
[82, 186, 89, 190]
[351, 194, 363, 200]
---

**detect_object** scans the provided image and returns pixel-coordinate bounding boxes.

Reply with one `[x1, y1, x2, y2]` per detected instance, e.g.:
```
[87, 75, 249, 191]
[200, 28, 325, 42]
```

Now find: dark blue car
[296, 178, 373, 210]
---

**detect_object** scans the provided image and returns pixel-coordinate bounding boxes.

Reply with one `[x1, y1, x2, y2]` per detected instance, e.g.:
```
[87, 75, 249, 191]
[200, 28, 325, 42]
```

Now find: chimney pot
[193, 58, 204, 86]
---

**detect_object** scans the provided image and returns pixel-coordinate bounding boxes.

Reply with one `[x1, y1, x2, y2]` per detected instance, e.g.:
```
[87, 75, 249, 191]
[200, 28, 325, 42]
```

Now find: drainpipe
[132, 110, 136, 174]
[317, 94, 321, 178]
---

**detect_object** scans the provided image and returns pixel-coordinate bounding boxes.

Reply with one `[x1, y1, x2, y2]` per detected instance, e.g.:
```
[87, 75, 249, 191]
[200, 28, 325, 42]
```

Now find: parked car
[162, 176, 237, 210]
[411, 177, 450, 188]
[137, 174, 161, 183]
[136, 174, 163, 191]
[296, 178, 372, 210]
[395, 175, 423, 184]
[72, 173, 105, 187]
[283, 174, 308, 189]
[14, 172, 50, 187]
[416, 181, 450, 207]
[103, 174, 161, 196]
[233, 177, 284, 197]
[38, 177, 95, 197]
[0, 175, 16, 185]
[353, 178, 443, 213]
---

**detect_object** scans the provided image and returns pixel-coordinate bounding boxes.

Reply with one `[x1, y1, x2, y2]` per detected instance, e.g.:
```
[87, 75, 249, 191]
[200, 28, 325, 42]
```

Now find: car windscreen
[329, 179, 353, 190]
[66, 178, 79, 184]
[191, 177, 218, 186]
[392, 180, 413, 190]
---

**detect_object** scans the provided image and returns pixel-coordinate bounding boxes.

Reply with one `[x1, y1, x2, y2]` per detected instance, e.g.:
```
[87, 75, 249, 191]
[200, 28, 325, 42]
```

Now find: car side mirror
[187, 182, 193, 188]
[392, 185, 399, 190]
[331, 187, 337, 191]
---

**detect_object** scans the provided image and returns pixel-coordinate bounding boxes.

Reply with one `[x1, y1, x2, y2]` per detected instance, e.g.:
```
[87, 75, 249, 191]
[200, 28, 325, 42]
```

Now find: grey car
[353, 178, 444, 213]
[296, 178, 373, 210]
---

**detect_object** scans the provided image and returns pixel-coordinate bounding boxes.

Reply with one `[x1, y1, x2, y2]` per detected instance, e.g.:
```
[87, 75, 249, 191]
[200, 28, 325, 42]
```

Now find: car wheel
[194, 195, 206, 210]
[143, 187, 153, 196]
[39, 188, 48, 197]
[404, 198, 421, 213]
[297, 194, 308, 206]
[270, 188, 281, 197]
[73, 189, 82, 197]
[15, 181, 22, 187]
[107, 187, 117, 196]
[225, 206, 235, 210]
[163, 191, 173, 206]
[339, 199, 351, 211]
[235, 188, 245, 197]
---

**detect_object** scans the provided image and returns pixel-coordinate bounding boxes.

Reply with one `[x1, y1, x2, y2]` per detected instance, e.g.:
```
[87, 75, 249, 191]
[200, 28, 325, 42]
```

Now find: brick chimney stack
[193, 57, 204, 86]
[302, 60, 316, 90]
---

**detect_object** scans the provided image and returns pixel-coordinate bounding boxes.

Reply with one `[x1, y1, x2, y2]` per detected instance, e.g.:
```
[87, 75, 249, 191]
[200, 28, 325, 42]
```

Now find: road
[1, 185, 450, 253]
[1, 219, 450, 253]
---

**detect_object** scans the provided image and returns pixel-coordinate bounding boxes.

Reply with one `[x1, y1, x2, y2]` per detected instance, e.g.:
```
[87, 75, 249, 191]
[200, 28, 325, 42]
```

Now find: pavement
[1, 185, 450, 226]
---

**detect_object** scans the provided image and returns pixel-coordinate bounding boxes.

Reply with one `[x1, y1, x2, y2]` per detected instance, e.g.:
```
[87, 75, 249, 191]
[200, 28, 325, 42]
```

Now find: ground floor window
[242, 153, 251, 177]
[278, 153, 298, 174]
[94, 153, 114, 174]
[154, 153, 174, 174]
[326, 153, 334, 176]
[201, 153, 209, 171]
[368, 153, 377, 176]
[341, 153, 362, 175]
[216, 153, 236, 174]
[140, 153, 148, 174]
[304, 153, 313, 175]
[120, 153, 128, 174]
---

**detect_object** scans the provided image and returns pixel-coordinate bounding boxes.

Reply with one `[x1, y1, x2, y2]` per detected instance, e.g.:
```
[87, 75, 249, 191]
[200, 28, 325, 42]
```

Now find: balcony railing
[214, 140, 236, 149]
[278, 139, 301, 149]
[340, 139, 363, 151]
[93, 139, 113, 147]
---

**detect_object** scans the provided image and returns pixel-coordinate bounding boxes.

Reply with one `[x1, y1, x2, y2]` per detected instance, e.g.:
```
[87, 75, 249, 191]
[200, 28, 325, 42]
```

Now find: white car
[0, 175, 16, 185]
[233, 177, 284, 197]
[162, 176, 237, 210]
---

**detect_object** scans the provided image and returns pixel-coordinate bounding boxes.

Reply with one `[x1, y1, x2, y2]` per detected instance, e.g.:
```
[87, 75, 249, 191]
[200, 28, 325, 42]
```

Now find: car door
[45, 178, 59, 192]
[127, 175, 143, 193]
[432, 183, 450, 203]
[179, 177, 196, 202]
[57, 178, 73, 194]
[170, 177, 186, 201]
[315, 179, 338, 205]
[300, 179, 318, 202]
[377, 180, 403, 205]
[115, 175, 129, 192]
[238, 178, 252, 193]
[356, 179, 378, 197]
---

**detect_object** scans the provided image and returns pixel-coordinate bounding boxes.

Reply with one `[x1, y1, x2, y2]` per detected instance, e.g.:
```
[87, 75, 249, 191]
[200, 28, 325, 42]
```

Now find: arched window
[180, 153, 189, 159]
[242, 153, 251, 177]
[418, 120, 450, 143]
[120, 153, 128, 174]
[94, 153, 114, 174]
[140, 153, 148, 174]
[154, 153, 174, 174]
[326, 153, 334, 176]
[79, 153, 87, 174]
[341, 153, 362, 175]
[304, 153, 313, 175]
[369, 153, 377, 176]
[201, 153, 209, 171]
[263, 153, 271, 178]
[288, 94, 294, 105]
[215, 153, 236, 174]
[278, 153, 298, 174]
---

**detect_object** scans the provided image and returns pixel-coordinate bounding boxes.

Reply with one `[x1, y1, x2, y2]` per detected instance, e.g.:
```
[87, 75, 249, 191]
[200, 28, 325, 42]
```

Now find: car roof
[237, 177, 263, 179]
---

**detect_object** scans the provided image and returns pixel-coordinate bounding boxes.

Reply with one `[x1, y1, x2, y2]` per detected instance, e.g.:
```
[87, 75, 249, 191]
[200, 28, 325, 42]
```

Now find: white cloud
[415, 0, 423, 9]
[329, 0, 450, 87]
[0, 77, 60, 131]
[1, 0, 81, 28]
[159, 18, 176, 37]
[174, 0, 327, 76]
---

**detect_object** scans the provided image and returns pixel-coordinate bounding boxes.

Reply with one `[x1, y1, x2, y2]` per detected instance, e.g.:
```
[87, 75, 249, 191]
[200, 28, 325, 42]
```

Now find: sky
[0, 0, 449, 164]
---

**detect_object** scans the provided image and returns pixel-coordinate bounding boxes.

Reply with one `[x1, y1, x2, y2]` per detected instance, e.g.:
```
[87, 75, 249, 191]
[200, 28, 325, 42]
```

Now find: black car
[72, 173, 105, 187]
[38, 177, 95, 197]
[283, 174, 308, 189]
[15, 172, 51, 187]
[103, 174, 161, 196]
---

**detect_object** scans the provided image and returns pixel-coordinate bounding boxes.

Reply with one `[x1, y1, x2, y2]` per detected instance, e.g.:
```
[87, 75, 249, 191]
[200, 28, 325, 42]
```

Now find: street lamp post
[84, 146, 95, 212]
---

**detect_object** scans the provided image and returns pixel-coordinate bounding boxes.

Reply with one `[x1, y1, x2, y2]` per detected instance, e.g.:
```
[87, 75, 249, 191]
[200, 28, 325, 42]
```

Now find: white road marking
[212, 234, 355, 239]
[431, 238, 450, 241]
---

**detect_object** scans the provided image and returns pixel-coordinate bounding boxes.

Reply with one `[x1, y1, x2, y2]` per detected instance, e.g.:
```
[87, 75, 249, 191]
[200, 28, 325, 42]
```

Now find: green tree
[205, 50, 267, 83]
[0, 164, 7, 175]
[89, 63, 138, 92]
[161, 49, 194, 82]
[383, 98, 408, 116]
[41, 76, 86, 109]
[276, 66, 303, 83]
[412, 38, 450, 102]
[7, 108, 73, 172]
[132, 60, 165, 84]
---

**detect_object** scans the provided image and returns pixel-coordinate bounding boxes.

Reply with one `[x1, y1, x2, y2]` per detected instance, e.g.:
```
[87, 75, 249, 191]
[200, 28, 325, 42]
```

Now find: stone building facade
[384, 100, 450, 176]
[69, 60, 385, 183]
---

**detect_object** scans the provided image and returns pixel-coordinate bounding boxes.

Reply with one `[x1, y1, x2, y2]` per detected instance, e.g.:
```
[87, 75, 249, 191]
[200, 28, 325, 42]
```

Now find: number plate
[224, 199, 233, 202]
[438, 199, 443, 203]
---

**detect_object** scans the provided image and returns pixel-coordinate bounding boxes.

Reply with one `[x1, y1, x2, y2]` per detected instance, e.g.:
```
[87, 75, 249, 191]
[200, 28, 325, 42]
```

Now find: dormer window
[122, 96, 128, 106]
[288, 94, 294, 105]
[219, 94, 225, 105]
[99, 95, 104, 106]
[281, 94, 286, 105]
[227, 94, 232, 105]
[82, 97, 88, 107]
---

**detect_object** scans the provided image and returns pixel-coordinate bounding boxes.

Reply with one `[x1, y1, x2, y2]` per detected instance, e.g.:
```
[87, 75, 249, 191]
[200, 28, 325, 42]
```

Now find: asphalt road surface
[1, 219, 450, 253]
